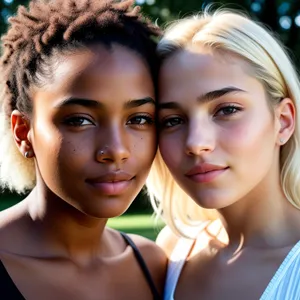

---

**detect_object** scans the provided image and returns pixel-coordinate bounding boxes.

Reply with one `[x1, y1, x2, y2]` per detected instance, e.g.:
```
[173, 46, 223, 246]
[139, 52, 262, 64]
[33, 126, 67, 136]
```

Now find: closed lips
[86, 172, 135, 195]
[185, 163, 228, 176]
[86, 171, 134, 184]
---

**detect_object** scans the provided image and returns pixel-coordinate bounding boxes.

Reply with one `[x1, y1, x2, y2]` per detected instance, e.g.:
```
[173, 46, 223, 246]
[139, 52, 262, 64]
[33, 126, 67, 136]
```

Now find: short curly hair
[0, 0, 161, 193]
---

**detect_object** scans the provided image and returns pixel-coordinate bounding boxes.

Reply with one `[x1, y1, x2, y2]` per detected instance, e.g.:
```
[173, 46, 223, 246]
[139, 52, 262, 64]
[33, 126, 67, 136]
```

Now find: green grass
[0, 196, 164, 241]
[108, 214, 164, 241]
[0, 194, 22, 211]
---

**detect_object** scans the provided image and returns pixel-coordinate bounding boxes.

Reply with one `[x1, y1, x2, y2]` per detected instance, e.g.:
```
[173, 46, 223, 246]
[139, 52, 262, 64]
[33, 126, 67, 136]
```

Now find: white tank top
[164, 238, 300, 300]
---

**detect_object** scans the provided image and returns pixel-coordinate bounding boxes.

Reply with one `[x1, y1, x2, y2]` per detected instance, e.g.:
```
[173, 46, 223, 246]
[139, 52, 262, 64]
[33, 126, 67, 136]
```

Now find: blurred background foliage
[1, 0, 300, 213]
[1, 0, 300, 62]
[1, 0, 300, 61]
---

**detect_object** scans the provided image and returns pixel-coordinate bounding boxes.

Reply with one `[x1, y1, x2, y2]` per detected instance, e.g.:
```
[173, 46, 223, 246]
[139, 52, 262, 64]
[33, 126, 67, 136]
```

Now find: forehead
[158, 45, 262, 101]
[41, 44, 151, 92]
[31, 44, 154, 107]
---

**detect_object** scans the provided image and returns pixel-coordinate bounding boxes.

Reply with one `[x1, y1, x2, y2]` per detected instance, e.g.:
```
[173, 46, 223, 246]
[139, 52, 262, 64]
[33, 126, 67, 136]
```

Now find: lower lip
[87, 179, 133, 195]
[186, 168, 228, 183]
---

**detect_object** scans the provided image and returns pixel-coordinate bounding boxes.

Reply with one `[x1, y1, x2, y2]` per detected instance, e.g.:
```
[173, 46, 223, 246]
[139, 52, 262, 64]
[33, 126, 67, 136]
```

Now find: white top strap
[164, 221, 210, 300]
[164, 237, 195, 300]
[260, 240, 300, 299]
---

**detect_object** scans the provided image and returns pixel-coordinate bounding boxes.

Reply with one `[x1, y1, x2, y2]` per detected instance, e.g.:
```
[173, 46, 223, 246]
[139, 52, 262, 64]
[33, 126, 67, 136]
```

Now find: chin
[95, 206, 131, 219]
[190, 191, 234, 210]
[74, 200, 132, 219]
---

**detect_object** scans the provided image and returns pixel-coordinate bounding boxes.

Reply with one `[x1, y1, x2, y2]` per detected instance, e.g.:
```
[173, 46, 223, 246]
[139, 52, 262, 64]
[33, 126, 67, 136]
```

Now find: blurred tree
[141, 0, 300, 64]
[0, 0, 24, 40]
[0, 0, 299, 59]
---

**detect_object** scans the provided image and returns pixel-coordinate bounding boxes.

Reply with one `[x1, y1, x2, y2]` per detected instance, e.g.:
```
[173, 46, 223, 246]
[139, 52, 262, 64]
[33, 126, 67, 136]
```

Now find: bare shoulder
[128, 233, 168, 295]
[156, 226, 181, 258]
[0, 207, 17, 242]
[128, 233, 168, 267]
[0, 201, 28, 255]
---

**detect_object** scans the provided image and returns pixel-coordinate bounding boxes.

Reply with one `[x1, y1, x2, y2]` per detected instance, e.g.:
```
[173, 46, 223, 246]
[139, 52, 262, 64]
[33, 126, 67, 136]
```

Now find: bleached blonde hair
[0, 86, 36, 194]
[146, 9, 300, 238]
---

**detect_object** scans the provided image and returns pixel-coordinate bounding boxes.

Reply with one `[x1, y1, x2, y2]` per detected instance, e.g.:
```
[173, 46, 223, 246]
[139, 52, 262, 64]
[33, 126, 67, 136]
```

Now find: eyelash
[160, 105, 243, 129]
[160, 117, 184, 129]
[214, 104, 242, 117]
[63, 114, 154, 128]
[64, 116, 94, 127]
[127, 114, 155, 127]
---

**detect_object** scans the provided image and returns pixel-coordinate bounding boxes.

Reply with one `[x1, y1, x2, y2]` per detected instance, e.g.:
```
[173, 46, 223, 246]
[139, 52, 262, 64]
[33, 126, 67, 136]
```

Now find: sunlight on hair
[147, 7, 300, 237]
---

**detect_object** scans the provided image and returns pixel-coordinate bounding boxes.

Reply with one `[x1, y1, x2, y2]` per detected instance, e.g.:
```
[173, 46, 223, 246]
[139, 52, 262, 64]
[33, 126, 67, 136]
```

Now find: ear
[11, 110, 34, 158]
[275, 98, 295, 146]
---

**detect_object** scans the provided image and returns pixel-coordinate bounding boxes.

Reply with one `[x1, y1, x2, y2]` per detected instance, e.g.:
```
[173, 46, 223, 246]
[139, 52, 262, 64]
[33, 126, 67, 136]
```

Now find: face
[27, 44, 157, 218]
[158, 45, 281, 210]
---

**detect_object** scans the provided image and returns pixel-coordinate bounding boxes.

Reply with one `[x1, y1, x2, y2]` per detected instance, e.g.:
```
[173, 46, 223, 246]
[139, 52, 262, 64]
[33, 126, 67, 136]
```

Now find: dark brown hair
[1, 0, 161, 117]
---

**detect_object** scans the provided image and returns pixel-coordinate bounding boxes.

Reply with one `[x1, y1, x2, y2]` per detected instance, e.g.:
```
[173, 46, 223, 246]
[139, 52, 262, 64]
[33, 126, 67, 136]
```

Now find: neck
[25, 185, 110, 263]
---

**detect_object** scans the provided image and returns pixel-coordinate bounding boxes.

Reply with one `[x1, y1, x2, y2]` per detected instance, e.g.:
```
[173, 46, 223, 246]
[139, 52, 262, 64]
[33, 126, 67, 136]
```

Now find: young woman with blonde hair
[0, 0, 167, 298]
[147, 9, 300, 299]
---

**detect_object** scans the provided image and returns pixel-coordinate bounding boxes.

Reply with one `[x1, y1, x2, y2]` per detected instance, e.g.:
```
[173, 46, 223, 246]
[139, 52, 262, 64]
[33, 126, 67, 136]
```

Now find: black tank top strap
[0, 260, 25, 299]
[120, 232, 162, 300]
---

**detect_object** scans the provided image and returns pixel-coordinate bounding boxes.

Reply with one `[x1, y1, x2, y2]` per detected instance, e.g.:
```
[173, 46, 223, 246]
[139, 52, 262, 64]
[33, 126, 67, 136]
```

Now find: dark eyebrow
[198, 87, 246, 103]
[54, 97, 104, 109]
[158, 102, 182, 110]
[55, 97, 155, 109]
[158, 87, 246, 111]
[124, 97, 155, 109]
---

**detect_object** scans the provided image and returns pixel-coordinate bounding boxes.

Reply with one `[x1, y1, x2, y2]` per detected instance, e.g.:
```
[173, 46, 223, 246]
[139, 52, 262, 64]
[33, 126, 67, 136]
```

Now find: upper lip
[185, 163, 228, 176]
[86, 171, 134, 183]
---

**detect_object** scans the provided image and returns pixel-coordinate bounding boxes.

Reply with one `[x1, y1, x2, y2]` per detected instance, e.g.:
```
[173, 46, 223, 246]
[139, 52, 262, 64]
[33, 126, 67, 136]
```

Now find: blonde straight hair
[146, 9, 300, 238]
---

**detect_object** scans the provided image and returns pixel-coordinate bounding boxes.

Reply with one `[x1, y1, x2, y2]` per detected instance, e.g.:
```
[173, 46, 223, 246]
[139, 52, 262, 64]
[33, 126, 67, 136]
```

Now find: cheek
[134, 131, 157, 165]
[31, 128, 64, 187]
[32, 126, 92, 184]
[56, 138, 90, 172]
[58, 132, 95, 158]
[31, 113, 63, 155]
[220, 115, 276, 166]
[32, 124, 62, 163]
[159, 133, 183, 172]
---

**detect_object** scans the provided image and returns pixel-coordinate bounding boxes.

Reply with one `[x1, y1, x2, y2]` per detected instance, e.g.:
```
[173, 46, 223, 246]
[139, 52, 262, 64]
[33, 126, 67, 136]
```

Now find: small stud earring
[280, 138, 284, 144]
[24, 150, 33, 158]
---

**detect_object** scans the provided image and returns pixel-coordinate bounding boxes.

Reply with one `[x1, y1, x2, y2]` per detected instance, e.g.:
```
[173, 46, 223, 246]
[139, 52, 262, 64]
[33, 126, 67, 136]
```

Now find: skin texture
[157, 45, 300, 299]
[30, 44, 156, 219]
[0, 44, 166, 300]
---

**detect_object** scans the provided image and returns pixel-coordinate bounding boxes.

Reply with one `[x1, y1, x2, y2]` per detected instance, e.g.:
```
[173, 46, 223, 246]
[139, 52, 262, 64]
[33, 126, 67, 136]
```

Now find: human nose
[185, 117, 215, 156]
[96, 124, 130, 164]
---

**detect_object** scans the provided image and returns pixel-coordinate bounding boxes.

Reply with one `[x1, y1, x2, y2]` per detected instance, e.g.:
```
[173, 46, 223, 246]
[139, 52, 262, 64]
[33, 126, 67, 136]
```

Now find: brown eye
[215, 105, 241, 117]
[64, 116, 94, 127]
[162, 117, 184, 128]
[127, 114, 154, 125]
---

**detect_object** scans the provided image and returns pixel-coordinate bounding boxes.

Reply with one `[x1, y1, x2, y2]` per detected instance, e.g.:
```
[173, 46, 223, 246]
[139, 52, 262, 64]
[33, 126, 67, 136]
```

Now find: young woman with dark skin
[0, 1, 166, 299]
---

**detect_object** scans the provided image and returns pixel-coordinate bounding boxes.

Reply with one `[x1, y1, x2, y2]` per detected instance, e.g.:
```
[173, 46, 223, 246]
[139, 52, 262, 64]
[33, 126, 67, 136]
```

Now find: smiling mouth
[185, 167, 229, 183]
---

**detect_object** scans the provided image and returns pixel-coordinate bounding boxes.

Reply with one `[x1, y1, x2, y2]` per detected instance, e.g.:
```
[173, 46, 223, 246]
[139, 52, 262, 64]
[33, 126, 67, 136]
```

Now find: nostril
[103, 157, 113, 161]
[185, 143, 214, 156]
[96, 146, 130, 163]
